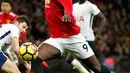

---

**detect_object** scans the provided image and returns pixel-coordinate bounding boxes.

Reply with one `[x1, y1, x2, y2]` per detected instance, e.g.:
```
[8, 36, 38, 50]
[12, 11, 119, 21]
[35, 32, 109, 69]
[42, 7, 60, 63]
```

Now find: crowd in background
[2, 0, 130, 73]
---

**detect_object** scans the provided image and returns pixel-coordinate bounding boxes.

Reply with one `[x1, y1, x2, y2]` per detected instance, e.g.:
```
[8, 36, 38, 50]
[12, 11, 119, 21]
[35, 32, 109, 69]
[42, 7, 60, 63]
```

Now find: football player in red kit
[32, 0, 110, 73]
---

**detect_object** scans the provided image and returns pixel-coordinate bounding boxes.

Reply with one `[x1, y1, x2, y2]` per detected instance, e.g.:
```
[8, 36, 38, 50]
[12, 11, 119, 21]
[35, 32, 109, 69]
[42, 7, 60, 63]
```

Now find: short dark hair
[15, 15, 29, 26]
[2, 0, 12, 6]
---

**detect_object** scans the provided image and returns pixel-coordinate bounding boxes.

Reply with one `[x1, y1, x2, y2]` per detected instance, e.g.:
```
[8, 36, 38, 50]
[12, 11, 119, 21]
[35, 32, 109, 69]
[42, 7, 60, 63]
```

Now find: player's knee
[38, 43, 61, 60]
[38, 43, 50, 60]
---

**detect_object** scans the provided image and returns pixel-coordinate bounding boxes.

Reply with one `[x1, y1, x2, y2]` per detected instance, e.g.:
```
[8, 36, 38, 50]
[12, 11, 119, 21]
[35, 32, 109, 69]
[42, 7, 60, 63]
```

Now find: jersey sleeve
[10, 25, 19, 38]
[19, 31, 27, 41]
[57, 0, 72, 15]
[10, 12, 18, 18]
[90, 4, 100, 15]
[9, 12, 18, 23]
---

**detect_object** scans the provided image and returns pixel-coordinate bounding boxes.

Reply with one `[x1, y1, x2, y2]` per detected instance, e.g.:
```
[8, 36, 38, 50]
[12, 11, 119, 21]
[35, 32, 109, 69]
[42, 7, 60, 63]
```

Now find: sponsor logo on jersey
[74, 16, 84, 22]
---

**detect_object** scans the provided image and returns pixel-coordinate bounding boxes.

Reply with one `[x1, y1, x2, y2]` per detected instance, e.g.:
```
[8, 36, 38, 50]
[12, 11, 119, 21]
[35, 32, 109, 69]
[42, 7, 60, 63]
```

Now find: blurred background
[1, 0, 130, 73]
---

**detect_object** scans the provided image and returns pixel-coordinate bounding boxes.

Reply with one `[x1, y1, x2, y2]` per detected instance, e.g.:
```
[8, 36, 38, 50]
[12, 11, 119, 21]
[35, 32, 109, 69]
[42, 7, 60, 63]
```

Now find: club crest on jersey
[45, 0, 50, 4]
[7, 20, 11, 24]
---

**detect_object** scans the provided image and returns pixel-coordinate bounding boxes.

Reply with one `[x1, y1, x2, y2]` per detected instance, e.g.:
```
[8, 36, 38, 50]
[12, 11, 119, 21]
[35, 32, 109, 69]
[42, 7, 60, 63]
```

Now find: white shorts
[43, 33, 94, 59]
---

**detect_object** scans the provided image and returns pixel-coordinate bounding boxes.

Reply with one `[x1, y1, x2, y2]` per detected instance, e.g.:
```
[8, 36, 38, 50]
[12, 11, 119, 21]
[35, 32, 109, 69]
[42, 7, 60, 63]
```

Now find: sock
[65, 53, 74, 64]
[31, 57, 44, 73]
[71, 59, 89, 73]
[18, 63, 26, 73]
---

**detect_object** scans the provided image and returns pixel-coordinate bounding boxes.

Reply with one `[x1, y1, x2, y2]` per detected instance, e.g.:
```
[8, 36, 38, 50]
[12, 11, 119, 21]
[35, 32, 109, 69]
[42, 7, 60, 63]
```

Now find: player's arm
[58, 0, 73, 22]
[96, 12, 106, 33]
[91, 4, 106, 37]
[11, 37, 25, 63]
[11, 37, 31, 71]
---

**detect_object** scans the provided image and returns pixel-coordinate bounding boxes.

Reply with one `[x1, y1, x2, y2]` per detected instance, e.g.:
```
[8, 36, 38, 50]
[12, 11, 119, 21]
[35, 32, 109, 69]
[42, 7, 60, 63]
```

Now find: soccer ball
[20, 42, 38, 61]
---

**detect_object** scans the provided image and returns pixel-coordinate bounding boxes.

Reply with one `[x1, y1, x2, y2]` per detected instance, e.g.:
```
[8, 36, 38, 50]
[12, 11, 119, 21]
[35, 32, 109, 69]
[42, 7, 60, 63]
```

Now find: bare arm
[11, 37, 31, 72]
[96, 12, 106, 37]
[11, 37, 26, 64]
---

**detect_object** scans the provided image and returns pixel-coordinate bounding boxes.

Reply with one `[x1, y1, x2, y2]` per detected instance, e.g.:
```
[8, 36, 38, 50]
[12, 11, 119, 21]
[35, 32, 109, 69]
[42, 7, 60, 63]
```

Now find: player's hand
[24, 61, 31, 73]
[62, 14, 71, 22]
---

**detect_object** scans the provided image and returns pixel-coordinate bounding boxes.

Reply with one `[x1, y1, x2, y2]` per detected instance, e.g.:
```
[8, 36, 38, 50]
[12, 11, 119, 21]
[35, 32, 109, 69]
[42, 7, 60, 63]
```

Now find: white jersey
[0, 24, 20, 46]
[73, 1, 100, 41]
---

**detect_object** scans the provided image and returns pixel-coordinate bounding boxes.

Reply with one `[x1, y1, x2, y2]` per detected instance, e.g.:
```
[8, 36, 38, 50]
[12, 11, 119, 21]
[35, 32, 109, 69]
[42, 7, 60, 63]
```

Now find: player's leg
[87, 41, 99, 57]
[0, 51, 21, 73]
[87, 41, 98, 73]
[30, 61, 48, 73]
[87, 41, 95, 50]
[81, 55, 110, 73]
[31, 38, 62, 73]
[31, 58, 45, 73]
[66, 53, 89, 73]
[66, 41, 96, 73]
[66, 33, 110, 73]
[75, 42, 110, 73]
[38, 43, 61, 60]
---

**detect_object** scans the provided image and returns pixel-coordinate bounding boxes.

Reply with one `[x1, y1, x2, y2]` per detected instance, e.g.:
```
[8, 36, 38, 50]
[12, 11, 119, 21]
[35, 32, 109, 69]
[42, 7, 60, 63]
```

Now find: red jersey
[0, 11, 17, 24]
[0, 11, 27, 41]
[45, 0, 80, 38]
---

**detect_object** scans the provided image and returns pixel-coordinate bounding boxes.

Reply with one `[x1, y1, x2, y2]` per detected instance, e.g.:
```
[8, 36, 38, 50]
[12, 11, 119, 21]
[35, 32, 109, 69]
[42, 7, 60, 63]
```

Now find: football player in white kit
[73, 0, 106, 53]
[66, 0, 110, 73]
[0, 15, 31, 73]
